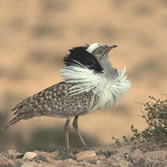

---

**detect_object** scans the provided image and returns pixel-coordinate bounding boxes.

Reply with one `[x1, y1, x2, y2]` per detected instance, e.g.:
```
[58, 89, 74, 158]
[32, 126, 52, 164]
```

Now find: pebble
[0, 154, 16, 166]
[130, 149, 144, 162]
[21, 162, 37, 167]
[76, 150, 96, 161]
[145, 150, 167, 161]
[23, 152, 37, 160]
[63, 159, 77, 166]
[8, 149, 23, 159]
[119, 159, 132, 167]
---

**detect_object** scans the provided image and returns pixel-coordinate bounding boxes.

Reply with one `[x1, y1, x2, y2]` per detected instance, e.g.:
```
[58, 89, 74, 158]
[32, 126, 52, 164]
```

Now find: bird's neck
[100, 58, 118, 79]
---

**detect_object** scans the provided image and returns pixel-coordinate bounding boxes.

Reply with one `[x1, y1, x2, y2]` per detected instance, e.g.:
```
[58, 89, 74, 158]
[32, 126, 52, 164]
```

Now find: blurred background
[0, 0, 167, 152]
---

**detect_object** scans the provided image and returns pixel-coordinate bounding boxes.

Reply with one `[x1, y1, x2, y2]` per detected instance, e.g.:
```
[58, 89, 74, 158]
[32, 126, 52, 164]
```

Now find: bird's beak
[104, 45, 117, 56]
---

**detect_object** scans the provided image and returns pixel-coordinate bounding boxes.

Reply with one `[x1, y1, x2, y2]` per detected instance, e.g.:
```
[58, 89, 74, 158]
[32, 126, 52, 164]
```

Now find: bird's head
[64, 42, 118, 75]
[86, 43, 117, 62]
[86, 43, 118, 78]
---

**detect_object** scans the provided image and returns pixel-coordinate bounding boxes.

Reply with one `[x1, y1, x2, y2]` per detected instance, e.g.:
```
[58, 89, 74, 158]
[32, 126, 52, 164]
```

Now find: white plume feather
[61, 65, 131, 111]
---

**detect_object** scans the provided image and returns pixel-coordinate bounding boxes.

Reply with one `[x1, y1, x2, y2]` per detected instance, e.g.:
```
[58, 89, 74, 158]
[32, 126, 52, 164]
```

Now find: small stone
[76, 150, 96, 161]
[106, 158, 120, 166]
[0, 154, 16, 166]
[130, 149, 144, 162]
[63, 159, 77, 166]
[97, 160, 101, 165]
[119, 159, 132, 167]
[97, 154, 105, 160]
[112, 153, 122, 161]
[21, 162, 37, 167]
[145, 150, 167, 161]
[116, 145, 132, 154]
[8, 149, 23, 159]
[23, 152, 37, 160]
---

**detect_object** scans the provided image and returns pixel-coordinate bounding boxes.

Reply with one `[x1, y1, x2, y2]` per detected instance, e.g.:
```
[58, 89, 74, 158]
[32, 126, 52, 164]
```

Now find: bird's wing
[11, 82, 95, 117]
[12, 82, 68, 115]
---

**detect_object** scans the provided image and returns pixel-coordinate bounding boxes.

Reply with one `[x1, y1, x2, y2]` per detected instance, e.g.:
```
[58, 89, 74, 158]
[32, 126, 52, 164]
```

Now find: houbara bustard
[1, 43, 131, 149]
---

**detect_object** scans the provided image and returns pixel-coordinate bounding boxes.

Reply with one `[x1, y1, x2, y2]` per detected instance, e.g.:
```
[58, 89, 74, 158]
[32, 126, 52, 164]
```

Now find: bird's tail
[0, 115, 22, 132]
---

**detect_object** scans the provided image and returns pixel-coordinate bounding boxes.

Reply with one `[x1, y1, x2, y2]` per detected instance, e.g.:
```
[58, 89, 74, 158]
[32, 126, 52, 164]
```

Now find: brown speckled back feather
[13, 81, 94, 117]
[0, 81, 95, 131]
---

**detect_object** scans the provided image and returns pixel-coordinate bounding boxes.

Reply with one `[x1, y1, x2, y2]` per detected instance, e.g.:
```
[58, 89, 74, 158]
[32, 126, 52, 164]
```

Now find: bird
[0, 42, 131, 149]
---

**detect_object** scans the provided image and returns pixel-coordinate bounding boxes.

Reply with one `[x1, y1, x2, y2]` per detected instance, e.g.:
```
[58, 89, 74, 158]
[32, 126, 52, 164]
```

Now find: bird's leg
[73, 116, 86, 146]
[64, 118, 71, 149]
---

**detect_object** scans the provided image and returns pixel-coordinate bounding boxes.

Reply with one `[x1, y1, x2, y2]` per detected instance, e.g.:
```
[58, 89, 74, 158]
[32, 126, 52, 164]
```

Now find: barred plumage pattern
[1, 82, 95, 130]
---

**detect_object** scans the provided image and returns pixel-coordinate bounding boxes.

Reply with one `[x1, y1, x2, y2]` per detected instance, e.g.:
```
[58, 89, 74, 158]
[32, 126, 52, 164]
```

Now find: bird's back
[12, 82, 95, 119]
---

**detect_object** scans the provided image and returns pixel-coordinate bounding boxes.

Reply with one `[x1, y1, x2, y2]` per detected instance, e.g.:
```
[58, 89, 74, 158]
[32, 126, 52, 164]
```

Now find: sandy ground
[0, 0, 167, 151]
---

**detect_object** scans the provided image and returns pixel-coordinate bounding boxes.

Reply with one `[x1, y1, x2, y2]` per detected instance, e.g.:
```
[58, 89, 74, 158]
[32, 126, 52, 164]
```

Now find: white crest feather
[86, 43, 103, 53]
[61, 65, 131, 111]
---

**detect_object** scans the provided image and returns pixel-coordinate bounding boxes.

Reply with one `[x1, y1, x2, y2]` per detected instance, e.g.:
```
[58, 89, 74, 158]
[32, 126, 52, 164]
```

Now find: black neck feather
[64, 46, 103, 73]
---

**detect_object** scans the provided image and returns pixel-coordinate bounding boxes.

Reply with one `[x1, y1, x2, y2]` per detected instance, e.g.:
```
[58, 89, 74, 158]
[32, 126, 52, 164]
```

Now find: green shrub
[113, 96, 167, 145]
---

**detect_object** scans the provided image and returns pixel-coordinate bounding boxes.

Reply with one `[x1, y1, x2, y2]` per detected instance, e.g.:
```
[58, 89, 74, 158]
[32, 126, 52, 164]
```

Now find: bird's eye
[98, 48, 104, 54]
